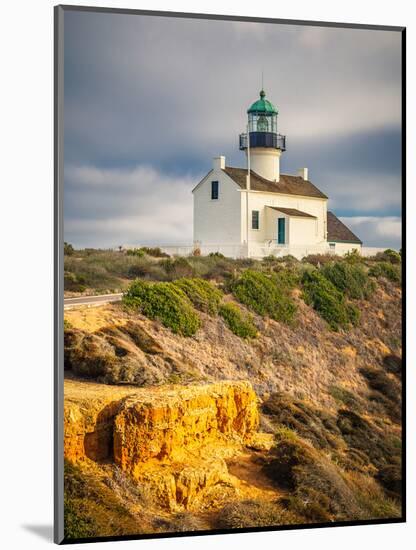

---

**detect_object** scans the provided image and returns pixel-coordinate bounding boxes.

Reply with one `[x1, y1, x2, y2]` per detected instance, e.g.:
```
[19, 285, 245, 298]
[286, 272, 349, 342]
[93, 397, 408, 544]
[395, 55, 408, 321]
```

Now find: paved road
[64, 293, 123, 309]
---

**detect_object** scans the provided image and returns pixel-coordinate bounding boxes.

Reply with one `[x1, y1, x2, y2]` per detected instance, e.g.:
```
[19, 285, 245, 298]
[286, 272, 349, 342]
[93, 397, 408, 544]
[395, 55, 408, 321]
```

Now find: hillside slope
[63, 255, 402, 540]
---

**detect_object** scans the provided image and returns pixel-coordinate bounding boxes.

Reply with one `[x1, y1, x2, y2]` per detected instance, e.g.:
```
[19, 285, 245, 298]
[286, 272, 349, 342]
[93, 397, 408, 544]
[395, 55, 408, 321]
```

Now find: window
[251, 210, 259, 230]
[211, 181, 219, 200]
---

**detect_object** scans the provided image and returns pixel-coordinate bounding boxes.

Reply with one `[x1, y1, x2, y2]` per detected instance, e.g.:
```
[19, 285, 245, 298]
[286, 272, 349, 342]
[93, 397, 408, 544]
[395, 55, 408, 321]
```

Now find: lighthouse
[239, 90, 286, 182]
[192, 88, 362, 259]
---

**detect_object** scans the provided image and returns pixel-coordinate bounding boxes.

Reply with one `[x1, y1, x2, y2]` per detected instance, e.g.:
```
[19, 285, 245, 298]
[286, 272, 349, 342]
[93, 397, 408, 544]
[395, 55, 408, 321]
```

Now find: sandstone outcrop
[113, 381, 259, 471]
[64, 379, 265, 510]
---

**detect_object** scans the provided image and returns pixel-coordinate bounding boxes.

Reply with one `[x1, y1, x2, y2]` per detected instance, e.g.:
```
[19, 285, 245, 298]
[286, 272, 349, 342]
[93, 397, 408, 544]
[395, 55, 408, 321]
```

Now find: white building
[192, 90, 362, 259]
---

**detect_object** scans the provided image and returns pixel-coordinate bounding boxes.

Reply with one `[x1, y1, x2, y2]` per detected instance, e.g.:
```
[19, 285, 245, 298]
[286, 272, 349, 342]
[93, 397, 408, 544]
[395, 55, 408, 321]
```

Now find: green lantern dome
[247, 90, 278, 115]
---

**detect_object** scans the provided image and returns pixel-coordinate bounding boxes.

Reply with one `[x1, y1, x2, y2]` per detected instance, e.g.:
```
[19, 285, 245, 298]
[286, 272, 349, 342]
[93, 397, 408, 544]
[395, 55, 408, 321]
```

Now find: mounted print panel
[54, 5, 405, 544]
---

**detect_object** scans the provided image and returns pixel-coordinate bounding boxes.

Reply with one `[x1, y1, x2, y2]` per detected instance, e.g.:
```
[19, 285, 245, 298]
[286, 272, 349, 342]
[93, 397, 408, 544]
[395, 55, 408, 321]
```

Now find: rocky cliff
[64, 379, 273, 511]
[63, 271, 402, 537]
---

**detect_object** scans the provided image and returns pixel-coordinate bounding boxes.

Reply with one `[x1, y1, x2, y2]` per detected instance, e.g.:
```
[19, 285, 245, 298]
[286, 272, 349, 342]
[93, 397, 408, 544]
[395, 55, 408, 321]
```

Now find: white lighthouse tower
[239, 89, 286, 181]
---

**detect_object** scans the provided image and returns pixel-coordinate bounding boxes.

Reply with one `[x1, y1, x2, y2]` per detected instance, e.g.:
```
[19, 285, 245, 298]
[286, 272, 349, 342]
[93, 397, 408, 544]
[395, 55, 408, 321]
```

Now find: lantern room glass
[248, 112, 277, 134]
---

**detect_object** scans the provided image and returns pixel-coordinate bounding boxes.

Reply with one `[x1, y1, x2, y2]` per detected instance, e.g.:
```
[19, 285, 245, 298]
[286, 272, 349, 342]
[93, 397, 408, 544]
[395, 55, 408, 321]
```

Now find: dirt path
[227, 451, 282, 499]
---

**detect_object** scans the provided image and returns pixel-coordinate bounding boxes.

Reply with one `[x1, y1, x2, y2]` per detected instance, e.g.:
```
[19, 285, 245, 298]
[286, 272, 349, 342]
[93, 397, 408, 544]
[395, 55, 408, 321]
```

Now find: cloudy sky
[64, 10, 402, 249]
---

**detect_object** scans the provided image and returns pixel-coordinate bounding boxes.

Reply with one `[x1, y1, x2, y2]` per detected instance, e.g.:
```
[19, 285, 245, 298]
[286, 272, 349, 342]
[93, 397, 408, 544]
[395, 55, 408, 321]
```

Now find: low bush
[64, 324, 197, 385]
[186, 255, 237, 281]
[173, 278, 223, 315]
[359, 366, 401, 421]
[343, 249, 363, 264]
[274, 426, 299, 443]
[374, 249, 401, 264]
[126, 248, 145, 257]
[302, 253, 337, 266]
[376, 464, 402, 497]
[123, 280, 200, 336]
[160, 257, 195, 280]
[138, 246, 170, 258]
[369, 262, 401, 283]
[230, 270, 296, 324]
[262, 392, 341, 451]
[165, 512, 207, 532]
[321, 261, 375, 300]
[329, 385, 364, 410]
[263, 438, 362, 521]
[301, 270, 360, 331]
[382, 354, 402, 378]
[64, 242, 75, 256]
[127, 258, 166, 280]
[360, 367, 398, 400]
[336, 409, 401, 468]
[216, 499, 297, 529]
[64, 271, 87, 293]
[219, 302, 257, 338]
[64, 461, 141, 539]
[64, 495, 97, 539]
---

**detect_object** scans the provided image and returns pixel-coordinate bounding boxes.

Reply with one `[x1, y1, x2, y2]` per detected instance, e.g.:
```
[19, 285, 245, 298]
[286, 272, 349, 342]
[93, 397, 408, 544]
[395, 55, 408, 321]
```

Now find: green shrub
[374, 249, 401, 264]
[262, 392, 341, 451]
[64, 242, 75, 256]
[329, 385, 363, 409]
[126, 258, 167, 281]
[64, 496, 97, 539]
[126, 248, 145, 257]
[173, 278, 223, 315]
[64, 461, 141, 539]
[138, 246, 170, 258]
[123, 280, 200, 336]
[160, 257, 195, 279]
[321, 261, 375, 300]
[208, 251, 225, 259]
[336, 409, 401, 468]
[369, 262, 401, 283]
[64, 271, 87, 293]
[359, 366, 400, 402]
[301, 269, 358, 331]
[274, 426, 298, 443]
[302, 253, 336, 266]
[343, 249, 363, 264]
[346, 302, 361, 326]
[376, 464, 402, 496]
[219, 302, 257, 338]
[230, 270, 296, 324]
[263, 438, 362, 520]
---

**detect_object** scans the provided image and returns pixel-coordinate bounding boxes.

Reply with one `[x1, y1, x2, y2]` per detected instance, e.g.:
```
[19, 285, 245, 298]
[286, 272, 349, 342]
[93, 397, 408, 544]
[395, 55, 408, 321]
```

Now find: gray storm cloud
[63, 10, 402, 249]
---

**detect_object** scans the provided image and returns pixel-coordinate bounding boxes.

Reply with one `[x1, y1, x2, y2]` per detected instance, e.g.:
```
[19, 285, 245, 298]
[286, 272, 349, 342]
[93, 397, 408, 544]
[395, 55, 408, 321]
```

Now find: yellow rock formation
[64, 378, 270, 511]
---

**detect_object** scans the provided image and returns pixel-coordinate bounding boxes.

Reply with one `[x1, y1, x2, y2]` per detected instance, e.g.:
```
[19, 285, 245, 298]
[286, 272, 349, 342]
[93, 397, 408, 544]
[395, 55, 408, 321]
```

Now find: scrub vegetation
[63, 246, 402, 537]
[123, 280, 201, 336]
[229, 270, 297, 324]
[218, 302, 258, 339]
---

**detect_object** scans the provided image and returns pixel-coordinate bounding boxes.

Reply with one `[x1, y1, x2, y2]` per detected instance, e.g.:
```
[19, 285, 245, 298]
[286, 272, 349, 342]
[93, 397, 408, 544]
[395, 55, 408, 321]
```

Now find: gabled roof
[267, 206, 316, 219]
[327, 211, 362, 244]
[223, 166, 328, 199]
[267, 207, 316, 218]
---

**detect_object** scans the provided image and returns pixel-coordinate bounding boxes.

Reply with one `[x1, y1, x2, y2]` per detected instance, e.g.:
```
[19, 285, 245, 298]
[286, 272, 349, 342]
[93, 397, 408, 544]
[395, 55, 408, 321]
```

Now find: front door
[277, 218, 285, 244]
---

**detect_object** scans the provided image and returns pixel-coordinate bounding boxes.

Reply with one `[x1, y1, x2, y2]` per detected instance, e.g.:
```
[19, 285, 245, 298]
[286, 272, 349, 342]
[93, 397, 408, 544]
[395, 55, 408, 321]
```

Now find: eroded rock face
[113, 381, 259, 473]
[64, 379, 261, 510]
